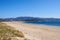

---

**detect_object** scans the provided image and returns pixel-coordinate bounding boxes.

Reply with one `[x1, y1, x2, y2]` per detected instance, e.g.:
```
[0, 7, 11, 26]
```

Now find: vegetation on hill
[0, 22, 24, 40]
[1, 17, 60, 22]
[0, 19, 5, 22]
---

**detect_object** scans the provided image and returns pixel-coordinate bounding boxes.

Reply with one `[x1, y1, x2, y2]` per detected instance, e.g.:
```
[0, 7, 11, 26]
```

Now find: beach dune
[3, 21, 60, 40]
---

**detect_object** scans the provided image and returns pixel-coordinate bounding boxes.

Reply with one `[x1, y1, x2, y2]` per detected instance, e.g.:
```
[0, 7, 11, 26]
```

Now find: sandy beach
[3, 21, 60, 40]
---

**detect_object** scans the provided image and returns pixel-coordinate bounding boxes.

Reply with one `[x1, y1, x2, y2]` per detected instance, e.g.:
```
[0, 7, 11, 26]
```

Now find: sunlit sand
[3, 21, 60, 40]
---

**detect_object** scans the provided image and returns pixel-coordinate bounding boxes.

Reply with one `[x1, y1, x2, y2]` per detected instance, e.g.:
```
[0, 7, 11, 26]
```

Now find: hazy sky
[0, 0, 60, 18]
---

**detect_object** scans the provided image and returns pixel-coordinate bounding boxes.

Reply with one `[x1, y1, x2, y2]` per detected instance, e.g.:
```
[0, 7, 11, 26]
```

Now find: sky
[0, 0, 60, 18]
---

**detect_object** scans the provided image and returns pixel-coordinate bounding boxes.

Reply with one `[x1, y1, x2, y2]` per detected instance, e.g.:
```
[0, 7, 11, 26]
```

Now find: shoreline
[18, 21, 60, 30]
[3, 21, 60, 40]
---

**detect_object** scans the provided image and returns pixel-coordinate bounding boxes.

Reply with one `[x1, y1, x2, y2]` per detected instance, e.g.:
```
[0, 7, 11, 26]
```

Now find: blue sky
[0, 0, 60, 18]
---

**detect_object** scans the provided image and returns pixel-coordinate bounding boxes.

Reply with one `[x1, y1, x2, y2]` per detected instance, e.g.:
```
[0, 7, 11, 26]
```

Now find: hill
[0, 17, 60, 22]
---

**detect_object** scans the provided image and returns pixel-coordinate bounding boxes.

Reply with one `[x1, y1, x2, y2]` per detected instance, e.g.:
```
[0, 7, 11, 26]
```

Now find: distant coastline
[1, 17, 60, 27]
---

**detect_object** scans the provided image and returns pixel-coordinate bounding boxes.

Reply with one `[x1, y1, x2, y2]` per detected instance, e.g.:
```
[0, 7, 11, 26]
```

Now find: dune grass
[0, 22, 24, 40]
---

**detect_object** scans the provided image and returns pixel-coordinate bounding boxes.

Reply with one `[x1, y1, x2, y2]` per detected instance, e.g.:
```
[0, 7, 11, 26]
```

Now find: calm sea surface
[25, 22, 60, 27]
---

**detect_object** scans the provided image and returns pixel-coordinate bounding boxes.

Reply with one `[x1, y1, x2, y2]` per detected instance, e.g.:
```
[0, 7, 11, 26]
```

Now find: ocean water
[25, 22, 60, 27]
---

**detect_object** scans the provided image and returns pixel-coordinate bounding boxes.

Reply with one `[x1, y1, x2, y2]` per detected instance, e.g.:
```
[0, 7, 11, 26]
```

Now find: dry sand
[3, 21, 60, 40]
